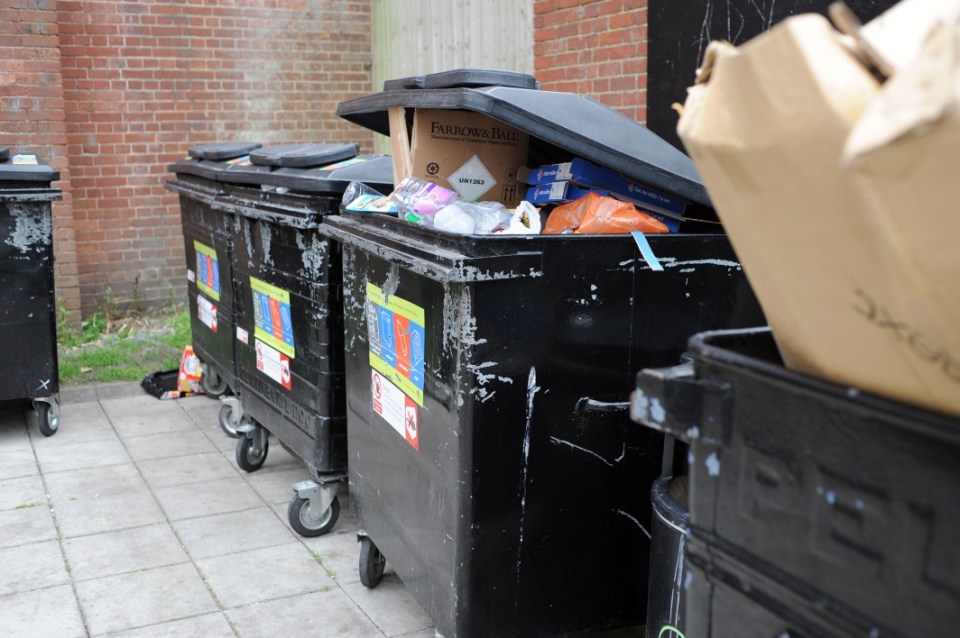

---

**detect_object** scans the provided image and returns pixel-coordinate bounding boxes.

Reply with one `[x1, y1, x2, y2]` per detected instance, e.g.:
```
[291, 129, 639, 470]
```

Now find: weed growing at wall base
[58, 306, 191, 385]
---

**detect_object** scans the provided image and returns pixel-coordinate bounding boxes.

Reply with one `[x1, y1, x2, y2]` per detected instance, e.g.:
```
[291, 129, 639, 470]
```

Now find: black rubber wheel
[288, 495, 340, 538]
[200, 365, 228, 398]
[235, 433, 268, 472]
[359, 537, 386, 589]
[218, 403, 241, 439]
[36, 402, 59, 437]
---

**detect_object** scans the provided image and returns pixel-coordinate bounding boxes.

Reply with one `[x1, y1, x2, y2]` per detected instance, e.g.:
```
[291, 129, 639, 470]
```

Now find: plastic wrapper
[497, 201, 542, 235]
[392, 177, 460, 224]
[342, 180, 384, 206]
[433, 201, 512, 235]
[542, 192, 670, 235]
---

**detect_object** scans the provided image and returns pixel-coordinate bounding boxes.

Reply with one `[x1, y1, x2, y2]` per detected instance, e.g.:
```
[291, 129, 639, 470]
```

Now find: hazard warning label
[371, 370, 419, 450]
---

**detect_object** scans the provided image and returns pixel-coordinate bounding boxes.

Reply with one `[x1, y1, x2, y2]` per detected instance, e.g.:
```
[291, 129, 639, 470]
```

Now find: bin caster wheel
[200, 364, 228, 398]
[359, 537, 386, 589]
[236, 431, 268, 472]
[34, 401, 59, 437]
[288, 495, 340, 538]
[218, 403, 241, 439]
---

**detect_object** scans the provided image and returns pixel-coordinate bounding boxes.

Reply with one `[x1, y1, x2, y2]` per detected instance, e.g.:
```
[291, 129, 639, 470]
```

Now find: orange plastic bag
[542, 192, 670, 235]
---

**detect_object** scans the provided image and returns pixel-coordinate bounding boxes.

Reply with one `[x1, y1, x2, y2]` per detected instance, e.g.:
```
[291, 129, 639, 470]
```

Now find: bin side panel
[689, 344, 960, 637]
[0, 199, 58, 401]
[342, 243, 466, 633]
[342, 232, 764, 637]
[233, 215, 346, 476]
[178, 194, 238, 390]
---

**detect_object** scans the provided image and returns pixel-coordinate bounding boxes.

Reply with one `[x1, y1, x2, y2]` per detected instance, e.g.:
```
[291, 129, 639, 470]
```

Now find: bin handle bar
[632, 363, 730, 443]
[574, 397, 630, 415]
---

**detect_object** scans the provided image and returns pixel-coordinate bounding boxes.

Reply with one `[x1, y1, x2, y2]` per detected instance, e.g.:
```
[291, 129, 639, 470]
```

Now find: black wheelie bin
[322, 71, 765, 637]
[167, 142, 263, 438]
[0, 147, 63, 436]
[214, 144, 393, 537]
[633, 328, 960, 638]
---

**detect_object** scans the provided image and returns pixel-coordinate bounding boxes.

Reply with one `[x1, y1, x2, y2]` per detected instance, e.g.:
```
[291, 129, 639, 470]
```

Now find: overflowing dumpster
[324, 73, 765, 637]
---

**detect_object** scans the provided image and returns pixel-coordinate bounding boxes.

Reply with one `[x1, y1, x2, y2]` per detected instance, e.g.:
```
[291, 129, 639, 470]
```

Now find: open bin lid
[337, 83, 711, 208]
[188, 142, 262, 161]
[383, 68, 540, 91]
[249, 143, 359, 168]
[0, 150, 60, 183]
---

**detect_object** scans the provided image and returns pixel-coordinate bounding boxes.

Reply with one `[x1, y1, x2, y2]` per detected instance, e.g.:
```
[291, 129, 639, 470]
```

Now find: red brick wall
[533, 0, 647, 124]
[1, 0, 83, 322]
[57, 0, 375, 315]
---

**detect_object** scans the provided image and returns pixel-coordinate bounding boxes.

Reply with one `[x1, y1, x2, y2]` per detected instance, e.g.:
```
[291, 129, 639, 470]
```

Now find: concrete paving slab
[100, 612, 235, 638]
[63, 523, 190, 582]
[76, 563, 218, 636]
[44, 462, 147, 501]
[394, 630, 439, 638]
[101, 396, 197, 438]
[0, 505, 58, 549]
[53, 489, 167, 539]
[152, 475, 264, 521]
[0, 474, 47, 511]
[34, 436, 132, 474]
[176, 396, 222, 417]
[0, 584, 86, 638]
[302, 523, 364, 584]
[43, 400, 117, 443]
[226, 589, 383, 638]
[122, 429, 218, 462]
[204, 428, 239, 454]
[242, 465, 315, 505]
[0, 540, 71, 596]
[197, 541, 332, 608]
[0, 445, 38, 481]
[137, 451, 236, 488]
[172, 506, 295, 559]
[342, 576, 435, 637]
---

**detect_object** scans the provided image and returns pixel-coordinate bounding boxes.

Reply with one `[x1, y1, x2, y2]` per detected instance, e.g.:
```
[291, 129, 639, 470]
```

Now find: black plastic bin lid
[337, 81, 710, 208]
[187, 142, 262, 161]
[268, 154, 394, 194]
[0, 149, 59, 183]
[249, 143, 359, 168]
[383, 68, 540, 91]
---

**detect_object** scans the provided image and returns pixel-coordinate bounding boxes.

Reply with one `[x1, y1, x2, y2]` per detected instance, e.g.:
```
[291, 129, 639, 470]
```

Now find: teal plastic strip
[631, 231, 664, 271]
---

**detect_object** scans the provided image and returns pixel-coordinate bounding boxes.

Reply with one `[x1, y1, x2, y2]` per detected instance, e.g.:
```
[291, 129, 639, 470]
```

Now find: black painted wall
[647, 0, 898, 150]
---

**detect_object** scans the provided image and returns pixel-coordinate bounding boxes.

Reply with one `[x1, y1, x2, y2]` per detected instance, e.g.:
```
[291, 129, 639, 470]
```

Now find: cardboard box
[520, 157, 687, 218]
[407, 109, 528, 207]
[677, 2, 960, 418]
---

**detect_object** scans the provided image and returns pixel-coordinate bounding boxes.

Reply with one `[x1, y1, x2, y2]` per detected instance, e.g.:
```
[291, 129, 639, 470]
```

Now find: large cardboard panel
[678, 6, 960, 418]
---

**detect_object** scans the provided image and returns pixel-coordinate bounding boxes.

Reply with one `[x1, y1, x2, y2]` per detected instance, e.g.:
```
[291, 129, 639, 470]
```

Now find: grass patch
[15, 501, 42, 510]
[58, 306, 192, 385]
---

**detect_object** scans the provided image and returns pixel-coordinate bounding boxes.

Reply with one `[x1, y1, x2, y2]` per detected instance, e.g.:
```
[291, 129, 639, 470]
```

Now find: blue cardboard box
[521, 157, 686, 218]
